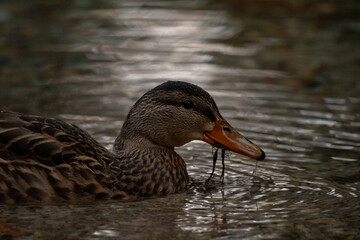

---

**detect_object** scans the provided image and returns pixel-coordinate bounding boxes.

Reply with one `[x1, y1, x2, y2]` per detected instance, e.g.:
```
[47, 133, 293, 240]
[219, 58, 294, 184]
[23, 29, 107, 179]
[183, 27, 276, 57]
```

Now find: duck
[0, 81, 265, 203]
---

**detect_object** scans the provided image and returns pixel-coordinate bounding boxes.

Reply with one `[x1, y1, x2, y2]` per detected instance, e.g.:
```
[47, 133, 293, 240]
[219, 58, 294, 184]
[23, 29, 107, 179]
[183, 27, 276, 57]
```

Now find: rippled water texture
[0, 1, 359, 239]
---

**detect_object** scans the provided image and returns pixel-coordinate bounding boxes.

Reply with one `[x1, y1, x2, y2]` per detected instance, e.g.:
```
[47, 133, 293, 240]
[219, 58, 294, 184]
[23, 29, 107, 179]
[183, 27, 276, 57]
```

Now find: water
[0, 0, 359, 239]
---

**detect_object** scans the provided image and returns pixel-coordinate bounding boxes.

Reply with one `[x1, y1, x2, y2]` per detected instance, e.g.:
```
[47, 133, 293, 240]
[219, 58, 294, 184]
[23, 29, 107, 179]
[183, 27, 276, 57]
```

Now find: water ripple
[0, 0, 359, 239]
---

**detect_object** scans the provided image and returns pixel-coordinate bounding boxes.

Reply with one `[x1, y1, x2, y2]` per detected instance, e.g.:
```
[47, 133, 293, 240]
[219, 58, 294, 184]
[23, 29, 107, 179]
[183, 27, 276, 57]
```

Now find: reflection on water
[0, 0, 359, 239]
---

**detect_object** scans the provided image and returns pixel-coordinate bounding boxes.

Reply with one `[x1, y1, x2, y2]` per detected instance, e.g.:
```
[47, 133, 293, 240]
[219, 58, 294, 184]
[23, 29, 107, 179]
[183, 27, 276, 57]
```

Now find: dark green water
[0, 1, 359, 239]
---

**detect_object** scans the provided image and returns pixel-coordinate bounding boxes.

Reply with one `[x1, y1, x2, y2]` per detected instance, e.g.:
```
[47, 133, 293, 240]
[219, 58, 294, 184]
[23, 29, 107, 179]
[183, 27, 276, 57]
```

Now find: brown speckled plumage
[0, 110, 188, 203]
[0, 81, 264, 203]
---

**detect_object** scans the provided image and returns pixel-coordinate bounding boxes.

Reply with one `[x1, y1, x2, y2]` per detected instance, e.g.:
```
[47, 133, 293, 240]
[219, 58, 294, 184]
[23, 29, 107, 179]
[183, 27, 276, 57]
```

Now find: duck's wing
[0, 110, 113, 203]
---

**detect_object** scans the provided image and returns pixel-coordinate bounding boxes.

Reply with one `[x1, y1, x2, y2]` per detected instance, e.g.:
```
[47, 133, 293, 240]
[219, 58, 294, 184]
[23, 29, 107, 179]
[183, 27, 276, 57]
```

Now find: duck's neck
[114, 134, 173, 154]
[108, 120, 190, 198]
[109, 144, 189, 199]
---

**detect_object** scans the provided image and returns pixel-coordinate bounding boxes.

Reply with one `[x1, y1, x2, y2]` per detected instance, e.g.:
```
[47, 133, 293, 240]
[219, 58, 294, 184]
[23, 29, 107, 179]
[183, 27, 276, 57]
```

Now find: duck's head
[116, 81, 265, 160]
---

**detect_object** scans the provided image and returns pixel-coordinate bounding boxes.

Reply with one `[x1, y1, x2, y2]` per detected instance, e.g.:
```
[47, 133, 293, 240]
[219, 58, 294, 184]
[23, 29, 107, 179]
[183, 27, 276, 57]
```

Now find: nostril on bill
[223, 126, 232, 133]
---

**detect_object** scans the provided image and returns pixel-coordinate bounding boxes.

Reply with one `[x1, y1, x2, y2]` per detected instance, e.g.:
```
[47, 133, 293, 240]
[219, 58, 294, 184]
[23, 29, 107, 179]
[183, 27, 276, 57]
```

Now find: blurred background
[0, 0, 359, 239]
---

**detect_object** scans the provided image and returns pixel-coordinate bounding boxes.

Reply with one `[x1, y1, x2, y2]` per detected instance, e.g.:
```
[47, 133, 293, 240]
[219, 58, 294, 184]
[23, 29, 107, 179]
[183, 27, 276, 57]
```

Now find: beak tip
[257, 149, 266, 161]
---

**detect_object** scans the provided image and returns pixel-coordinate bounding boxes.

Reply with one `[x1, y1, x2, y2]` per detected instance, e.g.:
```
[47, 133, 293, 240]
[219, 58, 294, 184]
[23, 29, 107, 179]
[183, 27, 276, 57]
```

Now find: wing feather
[0, 110, 114, 202]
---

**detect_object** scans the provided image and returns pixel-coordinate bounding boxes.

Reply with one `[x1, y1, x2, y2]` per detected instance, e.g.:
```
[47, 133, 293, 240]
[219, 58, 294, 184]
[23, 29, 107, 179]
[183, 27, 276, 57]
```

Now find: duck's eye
[182, 100, 194, 109]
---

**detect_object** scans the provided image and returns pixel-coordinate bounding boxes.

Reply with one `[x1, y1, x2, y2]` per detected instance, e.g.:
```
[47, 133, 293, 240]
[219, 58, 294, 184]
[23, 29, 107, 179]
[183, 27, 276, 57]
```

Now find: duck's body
[0, 81, 264, 203]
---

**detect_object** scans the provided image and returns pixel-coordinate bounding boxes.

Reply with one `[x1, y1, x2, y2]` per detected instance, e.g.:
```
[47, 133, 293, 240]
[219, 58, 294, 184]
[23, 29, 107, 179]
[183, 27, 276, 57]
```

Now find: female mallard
[0, 81, 264, 203]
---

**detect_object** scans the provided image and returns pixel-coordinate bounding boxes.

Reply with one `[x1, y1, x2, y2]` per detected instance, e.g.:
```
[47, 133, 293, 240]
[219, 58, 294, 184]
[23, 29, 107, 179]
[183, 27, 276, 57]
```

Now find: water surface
[0, 0, 359, 239]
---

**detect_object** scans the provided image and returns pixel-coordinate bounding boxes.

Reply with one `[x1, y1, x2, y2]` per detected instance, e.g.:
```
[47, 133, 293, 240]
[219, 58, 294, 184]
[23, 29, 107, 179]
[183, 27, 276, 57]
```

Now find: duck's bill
[202, 116, 265, 160]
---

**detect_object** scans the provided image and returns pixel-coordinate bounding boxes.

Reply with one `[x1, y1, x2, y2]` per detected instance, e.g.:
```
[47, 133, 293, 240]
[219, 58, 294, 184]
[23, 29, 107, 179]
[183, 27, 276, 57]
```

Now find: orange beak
[203, 116, 265, 160]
